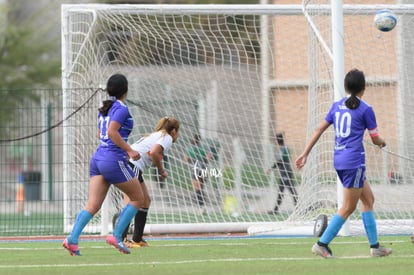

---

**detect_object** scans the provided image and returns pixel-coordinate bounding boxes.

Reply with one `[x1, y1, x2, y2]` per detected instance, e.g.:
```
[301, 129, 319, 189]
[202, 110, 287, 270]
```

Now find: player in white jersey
[120, 117, 180, 248]
[296, 69, 392, 258]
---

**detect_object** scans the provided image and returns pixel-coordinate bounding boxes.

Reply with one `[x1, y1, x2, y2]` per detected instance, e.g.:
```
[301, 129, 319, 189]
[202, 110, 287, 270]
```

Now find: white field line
[2, 255, 414, 270]
[0, 239, 412, 269]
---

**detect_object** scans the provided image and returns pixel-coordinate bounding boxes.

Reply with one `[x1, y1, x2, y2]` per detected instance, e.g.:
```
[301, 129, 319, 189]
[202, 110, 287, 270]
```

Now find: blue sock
[113, 204, 138, 241]
[68, 210, 92, 244]
[319, 214, 345, 245]
[362, 211, 378, 246]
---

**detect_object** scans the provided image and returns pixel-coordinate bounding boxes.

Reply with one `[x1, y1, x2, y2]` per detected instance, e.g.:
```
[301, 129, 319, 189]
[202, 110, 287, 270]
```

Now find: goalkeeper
[267, 132, 298, 215]
[184, 134, 212, 214]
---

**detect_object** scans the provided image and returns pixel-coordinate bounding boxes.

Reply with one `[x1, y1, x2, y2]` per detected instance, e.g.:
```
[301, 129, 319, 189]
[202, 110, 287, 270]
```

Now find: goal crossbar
[62, 4, 414, 15]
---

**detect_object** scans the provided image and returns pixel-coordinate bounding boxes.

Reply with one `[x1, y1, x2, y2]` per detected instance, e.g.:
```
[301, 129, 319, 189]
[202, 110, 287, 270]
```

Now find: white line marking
[2, 255, 414, 269]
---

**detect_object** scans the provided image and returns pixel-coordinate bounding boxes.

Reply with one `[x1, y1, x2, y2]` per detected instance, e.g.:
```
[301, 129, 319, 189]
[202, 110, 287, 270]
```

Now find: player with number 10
[295, 69, 392, 258]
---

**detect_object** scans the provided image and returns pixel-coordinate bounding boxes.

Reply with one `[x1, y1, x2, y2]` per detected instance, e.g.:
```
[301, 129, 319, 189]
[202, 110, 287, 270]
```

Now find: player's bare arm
[296, 120, 330, 169]
[149, 143, 167, 178]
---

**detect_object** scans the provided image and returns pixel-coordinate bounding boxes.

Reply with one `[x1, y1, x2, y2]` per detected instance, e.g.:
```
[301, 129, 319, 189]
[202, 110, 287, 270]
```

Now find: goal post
[61, 4, 414, 236]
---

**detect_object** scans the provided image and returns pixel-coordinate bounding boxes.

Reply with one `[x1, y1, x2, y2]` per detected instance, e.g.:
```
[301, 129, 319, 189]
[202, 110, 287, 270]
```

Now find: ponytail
[154, 116, 180, 134]
[98, 100, 114, 116]
[344, 69, 365, 110]
[345, 95, 360, 109]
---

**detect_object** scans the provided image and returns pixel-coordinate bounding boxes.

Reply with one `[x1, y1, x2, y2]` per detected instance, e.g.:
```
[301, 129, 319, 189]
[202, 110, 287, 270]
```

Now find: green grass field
[0, 235, 413, 275]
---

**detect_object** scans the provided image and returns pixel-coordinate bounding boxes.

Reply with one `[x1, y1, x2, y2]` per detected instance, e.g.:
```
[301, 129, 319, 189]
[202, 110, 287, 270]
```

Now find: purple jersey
[94, 100, 134, 160]
[325, 97, 378, 169]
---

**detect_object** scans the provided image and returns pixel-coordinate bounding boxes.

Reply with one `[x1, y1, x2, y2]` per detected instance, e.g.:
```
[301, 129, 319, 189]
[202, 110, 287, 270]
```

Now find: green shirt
[187, 145, 208, 163]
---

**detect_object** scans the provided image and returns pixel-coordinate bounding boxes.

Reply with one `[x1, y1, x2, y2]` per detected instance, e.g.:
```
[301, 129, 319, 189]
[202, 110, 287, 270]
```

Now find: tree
[0, 2, 60, 89]
[0, 1, 60, 139]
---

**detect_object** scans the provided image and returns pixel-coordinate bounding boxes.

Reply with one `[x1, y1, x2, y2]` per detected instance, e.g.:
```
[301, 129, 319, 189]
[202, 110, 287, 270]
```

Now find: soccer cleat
[370, 246, 392, 257]
[62, 238, 81, 256]
[106, 235, 131, 254]
[124, 239, 141, 248]
[124, 238, 149, 248]
[137, 239, 149, 247]
[311, 243, 334, 259]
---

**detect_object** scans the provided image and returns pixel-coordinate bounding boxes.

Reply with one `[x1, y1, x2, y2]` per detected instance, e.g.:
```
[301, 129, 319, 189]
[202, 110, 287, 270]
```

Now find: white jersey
[129, 131, 173, 172]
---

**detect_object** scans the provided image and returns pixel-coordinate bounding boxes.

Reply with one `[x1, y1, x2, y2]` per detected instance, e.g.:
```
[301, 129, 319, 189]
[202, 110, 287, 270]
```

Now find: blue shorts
[90, 156, 135, 184]
[336, 166, 366, 189]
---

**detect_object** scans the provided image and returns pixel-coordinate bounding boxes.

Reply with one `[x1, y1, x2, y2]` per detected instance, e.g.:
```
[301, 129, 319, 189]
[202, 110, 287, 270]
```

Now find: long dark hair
[276, 132, 285, 146]
[99, 74, 128, 116]
[344, 69, 365, 110]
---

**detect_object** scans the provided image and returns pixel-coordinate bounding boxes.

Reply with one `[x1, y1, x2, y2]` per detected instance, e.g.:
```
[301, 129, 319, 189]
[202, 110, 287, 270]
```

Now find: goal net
[61, 3, 414, 236]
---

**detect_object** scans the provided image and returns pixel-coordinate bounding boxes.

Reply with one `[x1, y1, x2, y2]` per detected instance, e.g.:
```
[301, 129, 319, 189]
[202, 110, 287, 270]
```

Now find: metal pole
[331, 0, 349, 236]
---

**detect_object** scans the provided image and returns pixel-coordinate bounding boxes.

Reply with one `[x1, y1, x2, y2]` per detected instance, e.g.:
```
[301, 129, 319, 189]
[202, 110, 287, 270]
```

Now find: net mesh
[59, 4, 414, 235]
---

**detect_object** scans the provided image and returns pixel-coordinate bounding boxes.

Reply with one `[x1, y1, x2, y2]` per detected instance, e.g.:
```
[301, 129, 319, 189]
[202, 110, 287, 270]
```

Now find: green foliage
[0, 3, 60, 138]
[0, 14, 60, 89]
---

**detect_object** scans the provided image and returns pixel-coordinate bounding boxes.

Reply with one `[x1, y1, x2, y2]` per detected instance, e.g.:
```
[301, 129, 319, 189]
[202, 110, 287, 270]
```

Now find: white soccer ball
[374, 9, 397, 32]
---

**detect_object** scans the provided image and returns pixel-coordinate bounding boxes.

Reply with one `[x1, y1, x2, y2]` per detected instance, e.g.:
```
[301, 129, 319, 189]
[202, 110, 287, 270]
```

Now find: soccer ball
[374, 9, 397, 32]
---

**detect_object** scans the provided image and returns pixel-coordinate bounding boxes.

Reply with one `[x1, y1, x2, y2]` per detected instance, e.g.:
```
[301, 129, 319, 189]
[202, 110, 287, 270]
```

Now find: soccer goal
[61, 3, 414, 236]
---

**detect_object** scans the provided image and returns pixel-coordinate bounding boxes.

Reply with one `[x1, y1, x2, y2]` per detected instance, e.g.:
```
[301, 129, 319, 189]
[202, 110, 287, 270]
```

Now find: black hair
[276, 133, 284, 145]
[344, 69, 365, 110]
[99, 74, 128, 116]
[192, 134, 201, 145]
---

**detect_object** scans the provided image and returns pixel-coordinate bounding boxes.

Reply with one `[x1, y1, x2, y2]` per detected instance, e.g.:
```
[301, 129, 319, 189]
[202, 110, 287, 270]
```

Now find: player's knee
[339, 205, 357, 218]
[361, 195, 375, 208]
[84, 204, 100, 215]
[129, 199, 145, 209]
[361, 200, 374, 210]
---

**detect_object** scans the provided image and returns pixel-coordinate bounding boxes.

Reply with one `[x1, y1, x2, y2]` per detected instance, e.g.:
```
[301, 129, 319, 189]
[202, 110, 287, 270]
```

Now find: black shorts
[128, 162, 144, 183]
